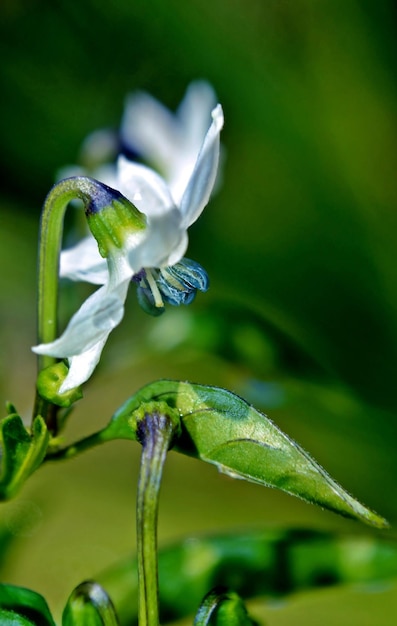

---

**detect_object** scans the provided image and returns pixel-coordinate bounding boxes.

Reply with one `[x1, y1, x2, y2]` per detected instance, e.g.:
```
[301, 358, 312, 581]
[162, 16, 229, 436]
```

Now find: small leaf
[108, 381, 388, 528]
[194, 587, 256, 626]
[5, 401, 18, 415]
[0, 414, 50, 500]
[0, 584, 56, 626]
[62, 581, 119, 626]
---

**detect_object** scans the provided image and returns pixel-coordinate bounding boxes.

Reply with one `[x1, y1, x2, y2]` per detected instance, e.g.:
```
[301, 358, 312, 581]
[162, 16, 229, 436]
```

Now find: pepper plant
[0, 82, 393, 626]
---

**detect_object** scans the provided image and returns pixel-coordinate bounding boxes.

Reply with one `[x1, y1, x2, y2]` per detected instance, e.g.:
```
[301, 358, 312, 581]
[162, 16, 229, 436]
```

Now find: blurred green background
[1, 0, 397, 623]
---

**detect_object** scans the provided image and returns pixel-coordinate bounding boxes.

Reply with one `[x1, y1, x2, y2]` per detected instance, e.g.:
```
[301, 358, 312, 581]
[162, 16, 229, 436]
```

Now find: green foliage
[0, 584, 55, 626]
[101, 380, 387, 528]
[1, 529, 396, 626]
[0, 582, 120, 626]
[0, 414, 49, 500]
[98, 528, 397, 625]
[1, 4, 396, 624]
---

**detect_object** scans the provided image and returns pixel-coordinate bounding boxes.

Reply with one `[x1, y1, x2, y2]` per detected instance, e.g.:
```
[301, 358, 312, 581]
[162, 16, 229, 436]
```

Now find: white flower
[33, 103, 224, 393]
[59, 80, 221, 284]
[121, 80, 218, 204]
[58, 80, 219, 197]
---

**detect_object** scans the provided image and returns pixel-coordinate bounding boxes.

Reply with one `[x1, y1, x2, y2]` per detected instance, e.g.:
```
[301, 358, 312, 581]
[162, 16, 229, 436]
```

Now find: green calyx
[132, 400, 182, 447]
[87, 195, 147, 258]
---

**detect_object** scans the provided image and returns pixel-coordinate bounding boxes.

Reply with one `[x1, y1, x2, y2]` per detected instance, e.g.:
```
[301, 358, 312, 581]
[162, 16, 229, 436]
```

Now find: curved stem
[33, 176, 108, 431]
[136, 412, 177, 626]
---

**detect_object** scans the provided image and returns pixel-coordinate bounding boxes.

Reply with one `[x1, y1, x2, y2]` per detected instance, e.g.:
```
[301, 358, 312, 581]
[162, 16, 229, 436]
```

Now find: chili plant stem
[136, 412, 176, 626]
[33, 177, 108, 433]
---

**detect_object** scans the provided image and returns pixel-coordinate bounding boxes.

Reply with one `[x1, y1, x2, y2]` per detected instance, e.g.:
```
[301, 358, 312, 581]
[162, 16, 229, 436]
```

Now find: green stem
[44, 430, 107, 462]
[136, 412, 176, 626]
[33, 176, 107, 432]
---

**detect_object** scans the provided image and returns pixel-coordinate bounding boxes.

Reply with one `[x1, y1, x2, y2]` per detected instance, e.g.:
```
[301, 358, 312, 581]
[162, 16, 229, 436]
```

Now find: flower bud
[36, 362, 83, 408]
[85, 181, 147, 258]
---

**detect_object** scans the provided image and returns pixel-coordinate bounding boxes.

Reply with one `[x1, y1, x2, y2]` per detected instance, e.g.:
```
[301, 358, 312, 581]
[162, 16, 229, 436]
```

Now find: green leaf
[0, 584, 56, 626]
[105, 381, 388, 528]
[0, 414, 50, 500]
[0, 610, 36, 625]
[62, 581, 119, 626]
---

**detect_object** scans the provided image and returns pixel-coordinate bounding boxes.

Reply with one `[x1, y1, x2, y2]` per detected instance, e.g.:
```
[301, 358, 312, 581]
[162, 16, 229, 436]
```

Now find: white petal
[166, 82, 218, 205]
[121, 91, 181, 176]
[159, 229, 188, 268]
[60, 237, 108, 285]
[33, 279, 129, 358]
[59, 339, 107, 392]
[176, 81, 217, 150]
[117, 160, 188, 269]
[121, 82, 218, 207]
[117, 156, 174, 217]
[179, 104, 224, 228]
[130, 215, 188, 270]
[166, 84, 217, 204]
